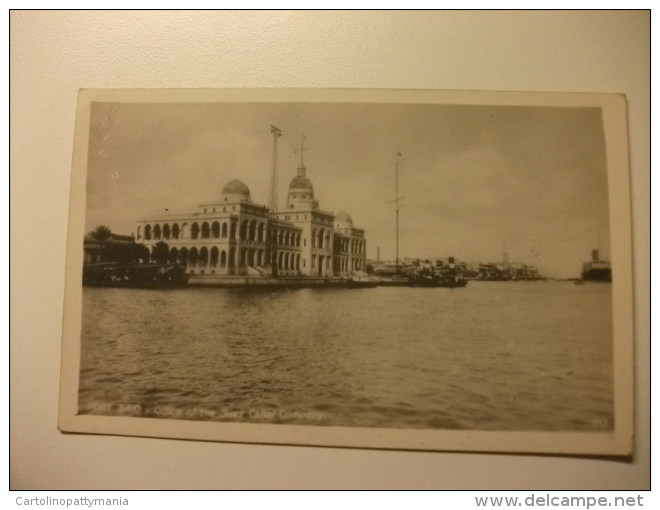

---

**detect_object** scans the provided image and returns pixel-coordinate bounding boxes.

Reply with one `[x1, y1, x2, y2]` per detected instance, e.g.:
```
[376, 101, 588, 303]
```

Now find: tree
[88, 225, 112, 244]
[136, 244, 150, 264]
[87, 225, 113, 262]
[152, 241, 170, 264]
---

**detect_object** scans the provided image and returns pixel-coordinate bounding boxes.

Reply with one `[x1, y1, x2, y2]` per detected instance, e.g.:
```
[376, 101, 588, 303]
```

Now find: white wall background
[10, 11, 650, 489]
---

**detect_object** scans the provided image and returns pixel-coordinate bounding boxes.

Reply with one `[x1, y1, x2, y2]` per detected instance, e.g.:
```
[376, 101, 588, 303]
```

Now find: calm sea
[78, 281, 614, 431]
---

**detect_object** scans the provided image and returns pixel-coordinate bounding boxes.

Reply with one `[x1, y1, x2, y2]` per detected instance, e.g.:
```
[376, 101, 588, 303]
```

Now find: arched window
[249, 220, 257, 241]
[136, 226, 142, 240]
[189, 247, 199, 265]
[201, 222, 210, 239]
[199, 247, 209, 266]
[172, 223, 180, 239]
[220, 250, 227, 268]
[169, 247, 178, 263]
[221, 222, 228, 238]
[212, 221, 220, 239]
[181, 223, 188, 239]
[210, 247, 219, 266]
[153, 224, 161, 240]
[191, 223, 200, 240]
[179, 247, 188, 264]
[163, 224, 171, 240]
[240, 220, 248, 240]
[318, 228, 324, 248]
[230, 222, 236, 240]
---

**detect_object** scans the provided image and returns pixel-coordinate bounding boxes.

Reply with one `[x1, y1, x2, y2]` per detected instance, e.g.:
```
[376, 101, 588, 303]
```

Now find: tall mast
[396, 154, 399, 275]
[269, 125, 281, 276]
[296, 135, 308, 165]
[394, 152, 403, 275]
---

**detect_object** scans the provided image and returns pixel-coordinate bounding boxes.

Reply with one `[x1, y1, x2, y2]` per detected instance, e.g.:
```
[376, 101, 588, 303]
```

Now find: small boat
[346, 272, 379, 288]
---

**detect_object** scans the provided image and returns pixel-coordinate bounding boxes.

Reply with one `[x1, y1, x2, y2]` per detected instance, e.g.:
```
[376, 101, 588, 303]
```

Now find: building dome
[335, 211, 353, 227]
[222, 179, 251, 198]
[289, 164, 314, 192]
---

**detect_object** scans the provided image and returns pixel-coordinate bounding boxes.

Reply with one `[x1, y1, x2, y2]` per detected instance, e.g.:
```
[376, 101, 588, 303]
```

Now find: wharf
[188, 275, 370, 289]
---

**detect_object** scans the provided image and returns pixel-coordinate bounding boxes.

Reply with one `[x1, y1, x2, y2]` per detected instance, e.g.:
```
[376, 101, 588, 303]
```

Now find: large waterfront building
[135, 162, 367, 277]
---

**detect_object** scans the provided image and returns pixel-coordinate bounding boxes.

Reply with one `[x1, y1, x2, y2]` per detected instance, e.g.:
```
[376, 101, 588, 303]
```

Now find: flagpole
[395, 152, 403, 276]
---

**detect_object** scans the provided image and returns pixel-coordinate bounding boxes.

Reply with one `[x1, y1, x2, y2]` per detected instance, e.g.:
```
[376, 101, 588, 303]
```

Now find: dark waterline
[78, 281, 614, 431]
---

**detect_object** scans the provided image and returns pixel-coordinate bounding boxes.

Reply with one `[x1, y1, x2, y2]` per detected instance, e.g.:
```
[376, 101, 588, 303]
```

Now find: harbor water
[78, 281, 614, 431]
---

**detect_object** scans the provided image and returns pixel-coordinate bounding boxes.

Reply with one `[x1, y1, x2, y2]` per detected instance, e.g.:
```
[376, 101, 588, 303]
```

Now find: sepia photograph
[58, 88, 634, 455]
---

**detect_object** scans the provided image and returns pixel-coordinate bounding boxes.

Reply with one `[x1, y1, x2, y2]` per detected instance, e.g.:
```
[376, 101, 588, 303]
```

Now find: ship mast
[392, 152, 404, 275]
[268, 125, 282, 277]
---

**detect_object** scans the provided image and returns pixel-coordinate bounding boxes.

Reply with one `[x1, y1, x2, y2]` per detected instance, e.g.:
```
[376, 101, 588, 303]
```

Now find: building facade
[135, 163, 367, 277]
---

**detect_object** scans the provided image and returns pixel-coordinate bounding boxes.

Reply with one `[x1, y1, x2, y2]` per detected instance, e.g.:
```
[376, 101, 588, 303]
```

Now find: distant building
[83, 233, 137, 264]
[135, 162, 366, 277]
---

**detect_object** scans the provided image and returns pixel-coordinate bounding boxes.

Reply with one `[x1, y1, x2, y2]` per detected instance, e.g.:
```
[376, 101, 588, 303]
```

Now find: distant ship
[581, 249, 612, 282]
[408, 273, 468, 288]
[408, 264, 468, 288]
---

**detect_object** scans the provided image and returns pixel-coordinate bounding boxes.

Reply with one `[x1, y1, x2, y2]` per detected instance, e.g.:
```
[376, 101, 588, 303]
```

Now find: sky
[84, 100, 610, 279]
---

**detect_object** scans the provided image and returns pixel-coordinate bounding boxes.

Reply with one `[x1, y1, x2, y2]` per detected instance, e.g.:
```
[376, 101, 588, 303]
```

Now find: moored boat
[408, 271, 468, 288]
[346, 272, 379, 288]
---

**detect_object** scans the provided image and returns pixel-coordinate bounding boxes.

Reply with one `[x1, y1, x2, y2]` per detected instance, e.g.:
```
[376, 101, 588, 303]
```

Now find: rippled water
[78, 281, 614, 431]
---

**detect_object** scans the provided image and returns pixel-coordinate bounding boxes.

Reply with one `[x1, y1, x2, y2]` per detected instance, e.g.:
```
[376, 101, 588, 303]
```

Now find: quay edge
[188, 275, 364, 288]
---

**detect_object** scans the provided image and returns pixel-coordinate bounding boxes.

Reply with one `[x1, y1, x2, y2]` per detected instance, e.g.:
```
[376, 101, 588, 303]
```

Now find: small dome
[335, 211, 353, 226]
[222, 179, 250, 197]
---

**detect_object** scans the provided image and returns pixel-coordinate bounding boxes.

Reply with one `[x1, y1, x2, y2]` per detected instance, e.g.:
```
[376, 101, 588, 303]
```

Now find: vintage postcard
[58, 89, 634, 455]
